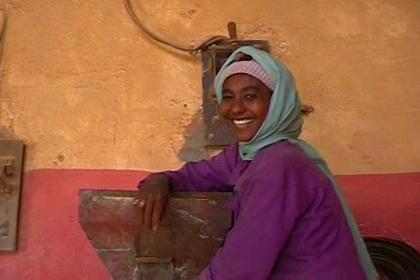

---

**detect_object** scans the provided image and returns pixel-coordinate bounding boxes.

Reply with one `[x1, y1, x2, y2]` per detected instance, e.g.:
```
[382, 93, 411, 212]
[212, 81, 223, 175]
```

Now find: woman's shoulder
[250, 140, 331, 186]
[255, 140, 313, 167]
[239, 141, 332, 204]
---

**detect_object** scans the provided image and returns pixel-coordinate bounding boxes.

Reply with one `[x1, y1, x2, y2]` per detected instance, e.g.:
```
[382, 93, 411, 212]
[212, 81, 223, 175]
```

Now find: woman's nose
[230, 98, 246, 114]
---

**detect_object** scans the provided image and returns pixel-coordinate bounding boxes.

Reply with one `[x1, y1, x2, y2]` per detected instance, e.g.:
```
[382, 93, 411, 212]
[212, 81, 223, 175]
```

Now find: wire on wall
[0, 1, 8, 68]
[123, 0, 235, 56]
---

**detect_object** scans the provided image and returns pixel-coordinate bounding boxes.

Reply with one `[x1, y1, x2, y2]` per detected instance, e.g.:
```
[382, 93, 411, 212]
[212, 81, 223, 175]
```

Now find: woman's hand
[134, 174, 170, 231]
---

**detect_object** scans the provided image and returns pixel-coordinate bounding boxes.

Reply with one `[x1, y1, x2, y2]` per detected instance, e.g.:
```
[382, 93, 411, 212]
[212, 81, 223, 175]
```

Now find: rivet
[207, 133, 216, 140]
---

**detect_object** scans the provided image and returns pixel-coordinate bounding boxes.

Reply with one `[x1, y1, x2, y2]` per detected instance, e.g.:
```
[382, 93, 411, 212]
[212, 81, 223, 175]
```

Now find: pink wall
[0, 170, 418, 279]
[337, 174, 419, 247]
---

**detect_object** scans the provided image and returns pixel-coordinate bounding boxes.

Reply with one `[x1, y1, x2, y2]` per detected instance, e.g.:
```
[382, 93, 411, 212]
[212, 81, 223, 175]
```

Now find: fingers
[134, 195, 166, 231]
[152, 194, 167, 231]
[133, 198, 145, 208]
[134, 177, 170, 231]
[133, 198, 145, 226]
[143, 194, 155, 229]
[138, 202, 144, 226]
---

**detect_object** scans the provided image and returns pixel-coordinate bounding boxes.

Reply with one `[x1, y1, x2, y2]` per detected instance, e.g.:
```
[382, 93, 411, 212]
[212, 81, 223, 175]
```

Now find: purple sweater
[163, 141, 366, 279]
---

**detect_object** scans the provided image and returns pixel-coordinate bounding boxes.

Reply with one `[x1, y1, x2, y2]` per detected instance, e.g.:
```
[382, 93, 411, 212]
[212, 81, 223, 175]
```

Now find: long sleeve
[198, 141, 366, 280]
[198, 156, 314, 280]
[158, 145, 239, 192]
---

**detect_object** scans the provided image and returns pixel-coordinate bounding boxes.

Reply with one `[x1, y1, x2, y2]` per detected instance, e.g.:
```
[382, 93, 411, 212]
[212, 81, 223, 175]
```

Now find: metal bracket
[0, 139, 24, 252]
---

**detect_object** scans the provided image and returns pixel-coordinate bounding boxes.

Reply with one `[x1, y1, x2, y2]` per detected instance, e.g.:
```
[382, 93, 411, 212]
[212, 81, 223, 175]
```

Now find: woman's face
[220, 73, 272, 142]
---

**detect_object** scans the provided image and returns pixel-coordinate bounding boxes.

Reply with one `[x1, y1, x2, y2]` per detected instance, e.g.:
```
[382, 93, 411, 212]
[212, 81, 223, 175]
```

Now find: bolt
[0, 222, 9, 237]
[4, 162, 14, 176]
[209, 90, 217, 105]
[211, 115, 220, 124]
[207, 133, 216, 140]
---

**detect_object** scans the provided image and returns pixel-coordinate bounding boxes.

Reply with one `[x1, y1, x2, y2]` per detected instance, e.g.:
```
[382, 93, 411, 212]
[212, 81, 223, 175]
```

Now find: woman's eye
[222, 95, 233, 101]
[245, 93, 257, 100]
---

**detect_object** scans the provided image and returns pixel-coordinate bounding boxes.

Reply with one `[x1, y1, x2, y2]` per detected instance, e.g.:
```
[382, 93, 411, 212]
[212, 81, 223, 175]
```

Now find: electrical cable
[123, 0, 235, 56]
[0, 3, 8, 67]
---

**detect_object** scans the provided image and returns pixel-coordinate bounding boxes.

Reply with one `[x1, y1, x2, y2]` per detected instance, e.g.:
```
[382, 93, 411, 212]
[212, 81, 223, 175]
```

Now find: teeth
[233, 119, 252, 125]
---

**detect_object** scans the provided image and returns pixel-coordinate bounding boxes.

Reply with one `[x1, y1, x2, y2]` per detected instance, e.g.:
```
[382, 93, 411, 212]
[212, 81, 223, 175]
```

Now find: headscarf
[214, 46, 378, 280]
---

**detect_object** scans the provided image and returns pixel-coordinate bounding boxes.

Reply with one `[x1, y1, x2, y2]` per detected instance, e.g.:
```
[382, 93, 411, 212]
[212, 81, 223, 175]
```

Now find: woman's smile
[233, 119, 253, 126]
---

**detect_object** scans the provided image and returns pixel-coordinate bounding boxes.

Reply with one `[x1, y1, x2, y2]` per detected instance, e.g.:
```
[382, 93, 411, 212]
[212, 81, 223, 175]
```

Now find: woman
[135, 46, 377, 279]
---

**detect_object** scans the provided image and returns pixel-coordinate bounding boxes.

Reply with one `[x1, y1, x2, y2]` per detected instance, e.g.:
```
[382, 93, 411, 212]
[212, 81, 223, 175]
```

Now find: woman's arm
[136, 145, 238, 231]
[139, 144, 238, 193]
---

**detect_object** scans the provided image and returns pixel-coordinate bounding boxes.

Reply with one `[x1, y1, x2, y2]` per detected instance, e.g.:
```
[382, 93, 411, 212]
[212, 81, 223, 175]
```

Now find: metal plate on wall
[201, 41, 270, 147]
[79, 190, 232, 280]
[0, 139, 24, 252]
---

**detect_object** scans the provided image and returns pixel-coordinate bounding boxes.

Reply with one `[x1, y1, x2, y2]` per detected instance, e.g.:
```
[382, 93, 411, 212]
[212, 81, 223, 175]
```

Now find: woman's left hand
[134, 174, 170, 231]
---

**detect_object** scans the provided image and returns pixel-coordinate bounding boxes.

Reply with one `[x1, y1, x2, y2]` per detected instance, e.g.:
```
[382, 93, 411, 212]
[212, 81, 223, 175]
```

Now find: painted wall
[0, 2, 418, 279]
[0, 170, 419, 279]
[0, 0, 419, 174]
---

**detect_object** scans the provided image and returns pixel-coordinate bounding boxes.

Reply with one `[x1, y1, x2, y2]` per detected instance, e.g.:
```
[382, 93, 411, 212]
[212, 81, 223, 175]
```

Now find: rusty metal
[79, 190, 232, 280]
[201, 41, 270, 147]
[227, 22, 237, 39]
[0, 139, 24, 252]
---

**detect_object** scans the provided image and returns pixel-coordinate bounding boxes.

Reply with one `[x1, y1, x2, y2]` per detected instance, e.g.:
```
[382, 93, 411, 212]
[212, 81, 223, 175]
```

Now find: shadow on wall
[178, 111, 209, 162]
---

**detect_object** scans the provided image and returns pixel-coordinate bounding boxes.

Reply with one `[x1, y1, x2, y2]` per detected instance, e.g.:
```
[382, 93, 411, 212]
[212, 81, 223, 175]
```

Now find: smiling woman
[136, 46, 378, 279]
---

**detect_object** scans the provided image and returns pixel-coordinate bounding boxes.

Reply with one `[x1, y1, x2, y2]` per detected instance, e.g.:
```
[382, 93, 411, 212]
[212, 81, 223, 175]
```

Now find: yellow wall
[0, 0, 419, 174]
